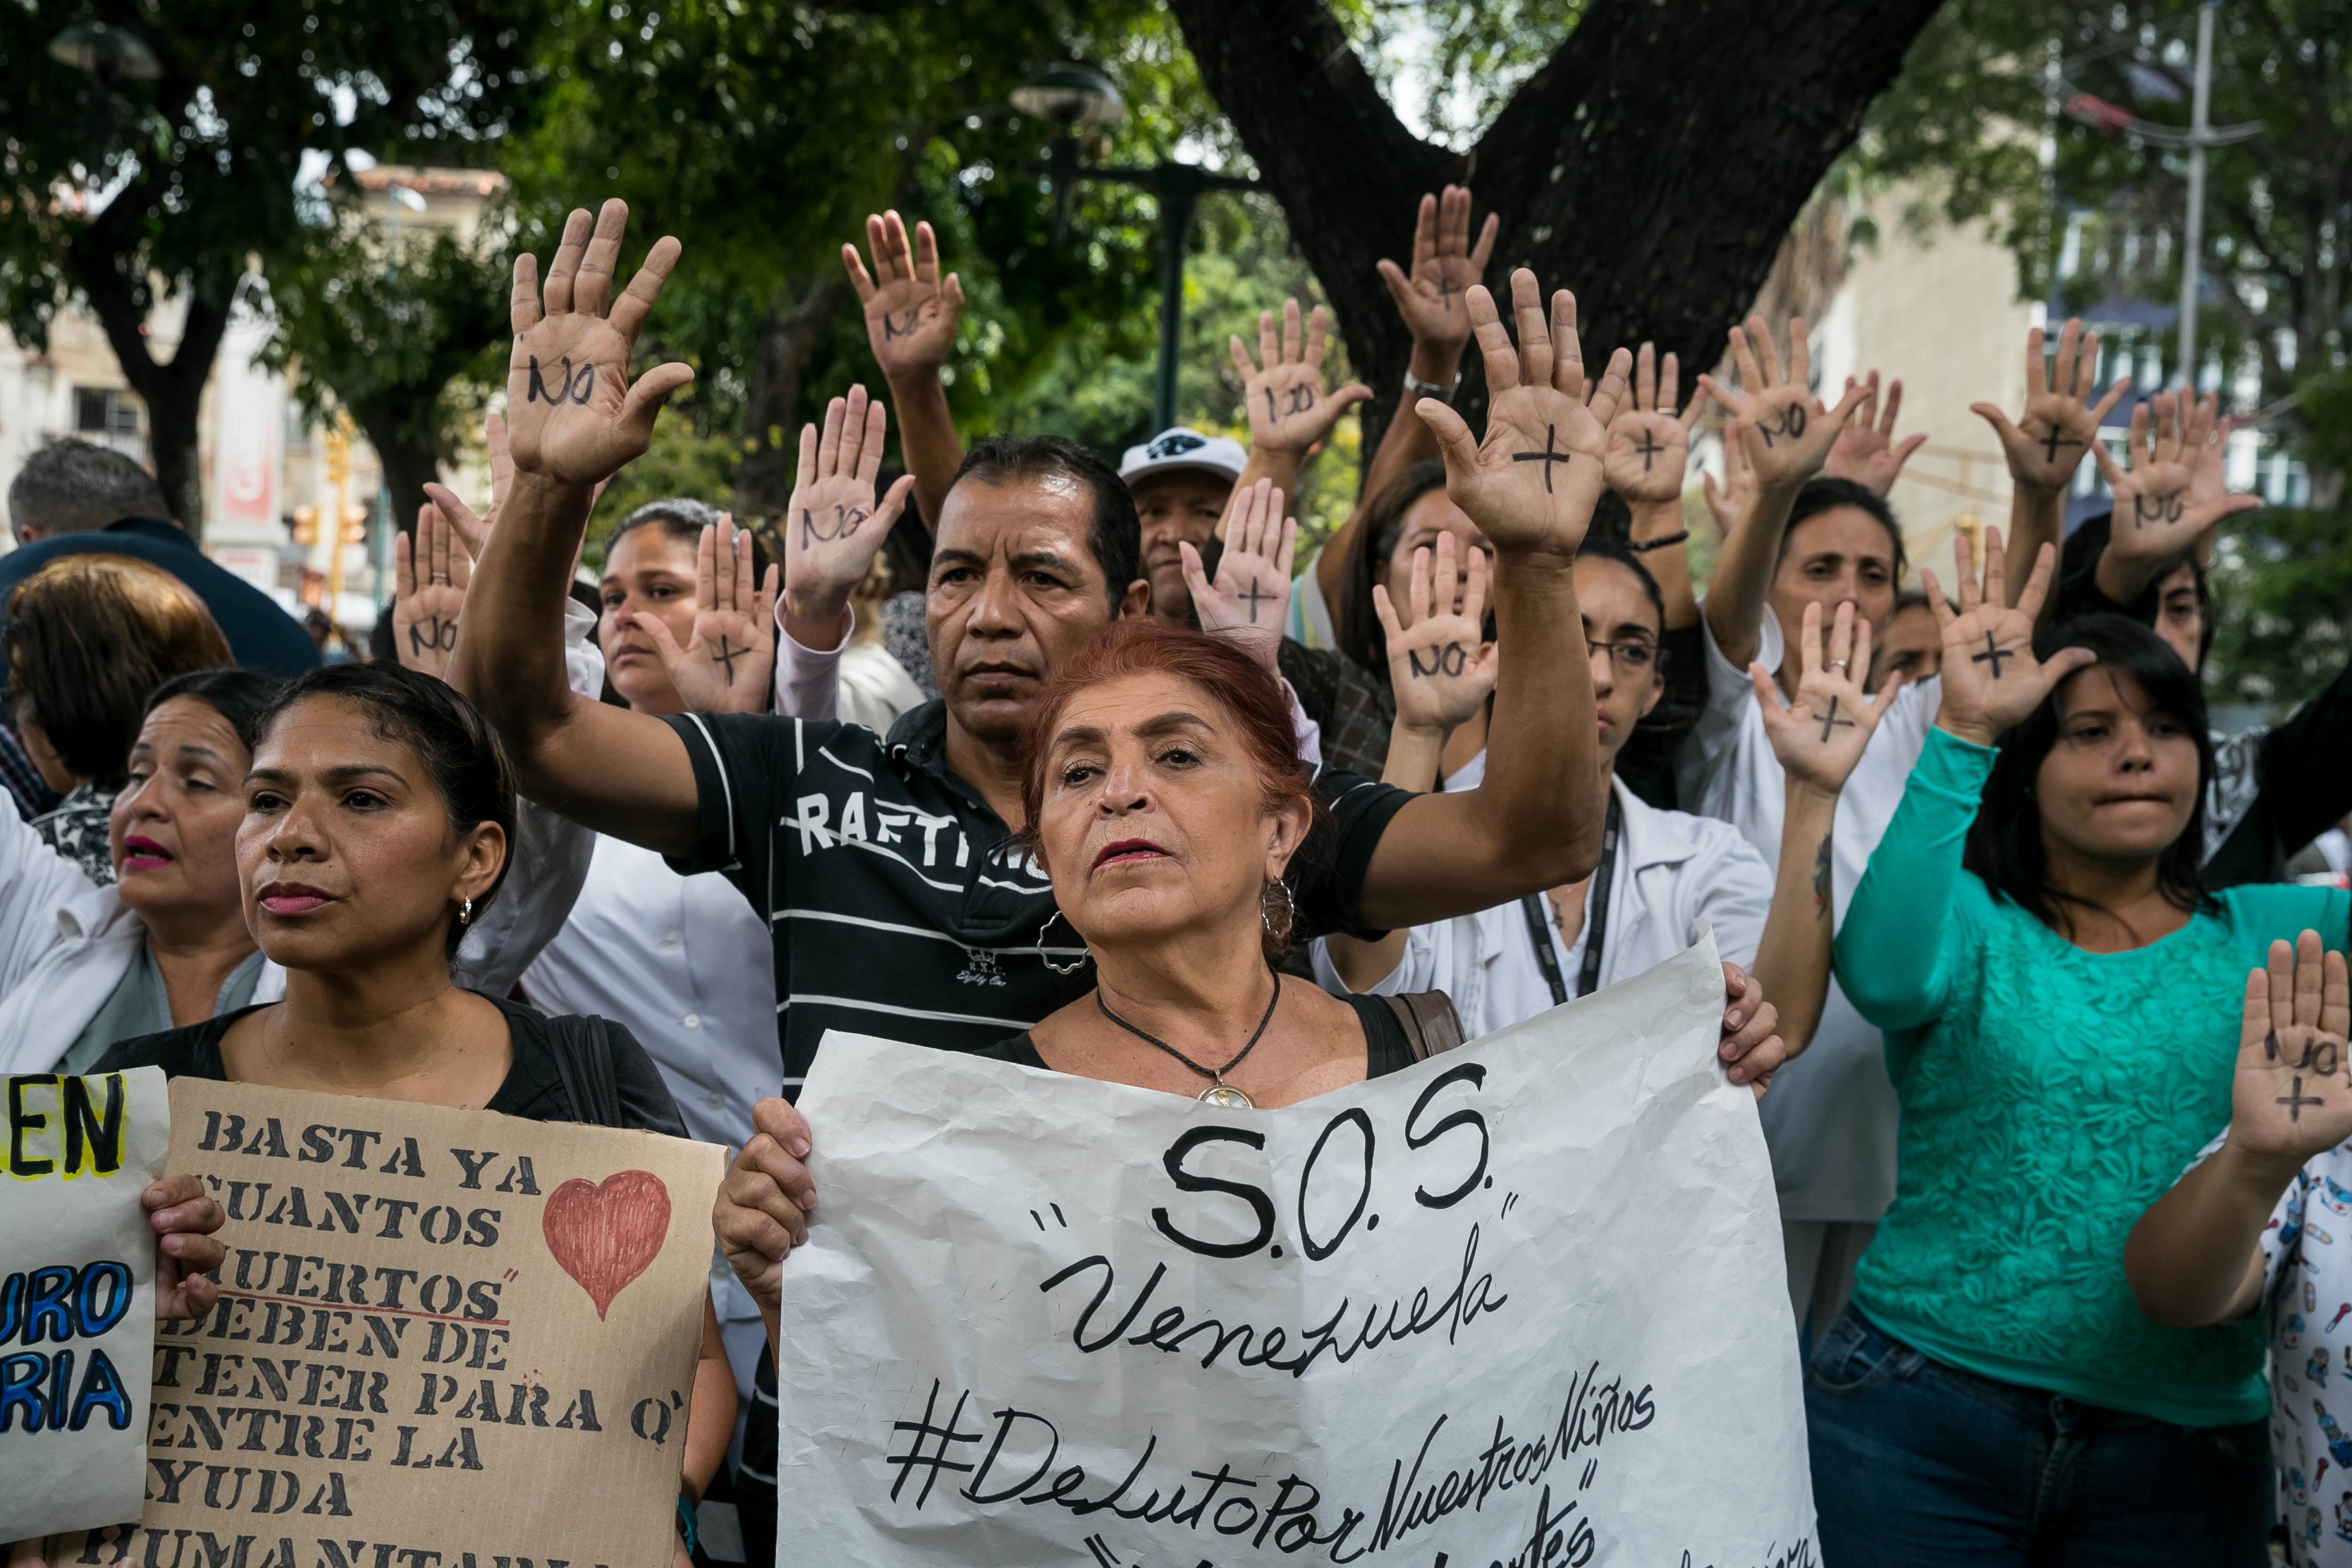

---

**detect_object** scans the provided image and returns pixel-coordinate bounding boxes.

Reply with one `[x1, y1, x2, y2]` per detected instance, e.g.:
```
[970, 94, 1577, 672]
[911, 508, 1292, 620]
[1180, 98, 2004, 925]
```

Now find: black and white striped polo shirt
[663, 700, 1413, 1093]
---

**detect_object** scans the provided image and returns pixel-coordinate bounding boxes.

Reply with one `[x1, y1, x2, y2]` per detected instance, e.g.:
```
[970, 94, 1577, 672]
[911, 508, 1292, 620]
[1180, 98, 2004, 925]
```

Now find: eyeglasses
[1588, 638, 1661, 674]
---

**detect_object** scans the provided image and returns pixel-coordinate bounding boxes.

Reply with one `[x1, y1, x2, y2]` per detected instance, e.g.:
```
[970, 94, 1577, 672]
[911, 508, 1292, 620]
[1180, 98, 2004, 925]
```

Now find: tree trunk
[735, 279, 849, 518]
[68, 207, 235, 537]
[1170, 0, 1945, 453]
[353, 406, 447, 549]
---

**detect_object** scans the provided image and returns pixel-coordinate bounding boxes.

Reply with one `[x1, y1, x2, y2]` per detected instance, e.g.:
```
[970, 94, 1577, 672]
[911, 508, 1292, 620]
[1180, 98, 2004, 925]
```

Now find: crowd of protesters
[3, 182, 2346, 1568]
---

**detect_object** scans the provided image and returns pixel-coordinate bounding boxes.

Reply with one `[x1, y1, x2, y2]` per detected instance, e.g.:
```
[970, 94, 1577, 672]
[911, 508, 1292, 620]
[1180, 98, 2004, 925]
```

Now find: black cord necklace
[1096, 970, 1282, 1109]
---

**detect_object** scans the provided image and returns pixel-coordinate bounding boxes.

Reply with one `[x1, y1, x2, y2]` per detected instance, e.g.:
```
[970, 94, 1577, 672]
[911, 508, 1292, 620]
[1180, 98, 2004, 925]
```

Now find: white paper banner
[2, 1067, 170, 1540]
[780, 935, 1814, 1568]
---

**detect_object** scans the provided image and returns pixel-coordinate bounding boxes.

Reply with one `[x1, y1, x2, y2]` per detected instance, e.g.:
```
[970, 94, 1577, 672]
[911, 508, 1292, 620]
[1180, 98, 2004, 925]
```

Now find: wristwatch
[1403, 370, 1458, 404]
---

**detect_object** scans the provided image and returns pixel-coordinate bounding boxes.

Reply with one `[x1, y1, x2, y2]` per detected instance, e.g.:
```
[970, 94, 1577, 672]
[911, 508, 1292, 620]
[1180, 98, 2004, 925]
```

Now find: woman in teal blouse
[1812, 533, 2347, 1565]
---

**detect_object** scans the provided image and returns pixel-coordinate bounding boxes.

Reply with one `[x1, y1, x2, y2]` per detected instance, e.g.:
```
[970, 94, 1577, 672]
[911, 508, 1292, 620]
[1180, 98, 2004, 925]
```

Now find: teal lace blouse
[1834, 725, 2349, 1426]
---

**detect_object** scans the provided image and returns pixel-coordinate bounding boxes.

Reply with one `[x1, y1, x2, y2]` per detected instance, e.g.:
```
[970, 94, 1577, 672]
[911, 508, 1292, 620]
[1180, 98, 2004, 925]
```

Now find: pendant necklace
[1096, 971, 1281, 1109]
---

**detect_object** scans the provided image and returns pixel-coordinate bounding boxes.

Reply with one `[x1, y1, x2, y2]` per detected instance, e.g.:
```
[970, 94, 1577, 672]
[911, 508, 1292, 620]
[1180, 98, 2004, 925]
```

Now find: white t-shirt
[2189, 1129, 2352, 1562]
[1673, 604, 1939, 1222]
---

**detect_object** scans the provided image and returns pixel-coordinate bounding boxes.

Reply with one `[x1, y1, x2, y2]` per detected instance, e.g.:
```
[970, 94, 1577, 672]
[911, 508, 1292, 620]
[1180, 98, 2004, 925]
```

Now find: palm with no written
[2227, 931, 2352, 1169]
[1697, 315, 1868, 496]
[503, 199, 695, 486]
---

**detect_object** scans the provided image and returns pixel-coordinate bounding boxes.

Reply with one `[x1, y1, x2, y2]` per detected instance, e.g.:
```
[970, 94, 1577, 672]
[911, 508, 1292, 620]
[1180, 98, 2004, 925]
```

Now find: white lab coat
[1313, 759, 1772, 1038]
[0, 602, 605, 1075]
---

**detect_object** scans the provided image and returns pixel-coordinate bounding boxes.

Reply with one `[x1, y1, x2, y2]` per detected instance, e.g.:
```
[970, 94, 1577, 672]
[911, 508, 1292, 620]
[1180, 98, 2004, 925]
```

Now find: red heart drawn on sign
[541, 1170, 671, 1320]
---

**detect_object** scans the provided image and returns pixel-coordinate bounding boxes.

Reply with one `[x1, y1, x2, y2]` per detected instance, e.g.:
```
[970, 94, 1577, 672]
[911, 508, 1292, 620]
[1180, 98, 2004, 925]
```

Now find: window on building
[73, 388, 142, 438]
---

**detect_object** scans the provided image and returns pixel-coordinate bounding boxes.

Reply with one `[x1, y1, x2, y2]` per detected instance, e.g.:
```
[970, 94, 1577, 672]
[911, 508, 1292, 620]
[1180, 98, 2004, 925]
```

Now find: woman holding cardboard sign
[96, 663, 734, 1566]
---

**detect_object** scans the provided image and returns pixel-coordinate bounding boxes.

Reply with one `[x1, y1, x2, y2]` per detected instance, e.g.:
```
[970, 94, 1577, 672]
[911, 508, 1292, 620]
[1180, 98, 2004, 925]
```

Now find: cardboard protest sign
[50, 1080, 724, 1568]
[3, 1067, 170, 1540]
[778, 935, 1816, 1568]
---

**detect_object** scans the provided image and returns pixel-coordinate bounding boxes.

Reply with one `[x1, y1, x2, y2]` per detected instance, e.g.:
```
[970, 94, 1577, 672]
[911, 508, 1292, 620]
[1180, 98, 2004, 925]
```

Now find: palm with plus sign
[1924, 527, 2095, 748]
[1414, 268, 1629, 558]
[1602, 342, 1704, 506]
[1971, 318, 2131, 497]
[1184, 479, 1296, 676]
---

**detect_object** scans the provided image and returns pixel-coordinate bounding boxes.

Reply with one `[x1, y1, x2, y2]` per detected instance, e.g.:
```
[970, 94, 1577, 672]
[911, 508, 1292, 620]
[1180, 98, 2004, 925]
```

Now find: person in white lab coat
[1318, 533, 1904, 1085]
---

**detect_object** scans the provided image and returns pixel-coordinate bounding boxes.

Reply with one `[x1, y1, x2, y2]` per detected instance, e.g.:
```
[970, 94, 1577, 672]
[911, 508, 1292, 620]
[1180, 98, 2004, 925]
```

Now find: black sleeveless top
[95, 993, 688, 1137]
[981, 989, 1421, 1080]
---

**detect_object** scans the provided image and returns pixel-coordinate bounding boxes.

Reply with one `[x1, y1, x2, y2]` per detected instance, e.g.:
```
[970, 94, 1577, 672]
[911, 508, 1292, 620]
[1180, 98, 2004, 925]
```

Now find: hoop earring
[1037, 908, 1089, 976]
[1260, 878, 1296, 950]
[458, 897, 475, 928]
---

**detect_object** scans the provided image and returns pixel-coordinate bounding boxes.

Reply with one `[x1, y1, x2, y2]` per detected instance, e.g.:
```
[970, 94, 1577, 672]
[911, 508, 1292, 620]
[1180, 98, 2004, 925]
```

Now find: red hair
[1019, 620, 1321, 955]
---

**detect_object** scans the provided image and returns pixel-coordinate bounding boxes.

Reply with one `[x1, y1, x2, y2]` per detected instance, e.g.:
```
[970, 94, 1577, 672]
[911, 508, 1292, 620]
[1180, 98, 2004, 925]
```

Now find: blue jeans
[1805, 1307, 2270, 1567]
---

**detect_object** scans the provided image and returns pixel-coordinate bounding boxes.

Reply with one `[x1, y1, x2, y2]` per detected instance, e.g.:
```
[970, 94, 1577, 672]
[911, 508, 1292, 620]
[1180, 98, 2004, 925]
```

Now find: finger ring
[430, 573, 451, 585]
[1826, 659, 1848, 671]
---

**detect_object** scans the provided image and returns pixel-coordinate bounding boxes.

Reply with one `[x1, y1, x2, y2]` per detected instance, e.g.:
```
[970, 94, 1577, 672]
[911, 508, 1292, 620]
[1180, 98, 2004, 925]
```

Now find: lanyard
[1520, 792, 1622, 1007]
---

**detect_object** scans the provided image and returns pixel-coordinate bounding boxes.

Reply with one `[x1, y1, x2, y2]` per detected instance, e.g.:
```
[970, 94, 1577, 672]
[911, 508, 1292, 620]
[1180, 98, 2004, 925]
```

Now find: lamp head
[1012, 60, 1124, 131]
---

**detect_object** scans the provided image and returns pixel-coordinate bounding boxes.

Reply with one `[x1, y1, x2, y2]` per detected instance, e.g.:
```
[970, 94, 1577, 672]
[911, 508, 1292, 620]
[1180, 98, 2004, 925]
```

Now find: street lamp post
[1014, 63, 1260, 432]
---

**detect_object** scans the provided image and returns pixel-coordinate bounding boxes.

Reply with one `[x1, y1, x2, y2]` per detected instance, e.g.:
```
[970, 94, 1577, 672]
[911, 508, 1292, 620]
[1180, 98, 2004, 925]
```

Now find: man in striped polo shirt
[460, 199, 1624, 1099]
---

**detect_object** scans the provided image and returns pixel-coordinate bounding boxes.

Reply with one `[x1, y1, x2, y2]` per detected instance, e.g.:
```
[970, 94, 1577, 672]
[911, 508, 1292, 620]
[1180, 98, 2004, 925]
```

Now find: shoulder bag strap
[1382, 989, 1470, 1062]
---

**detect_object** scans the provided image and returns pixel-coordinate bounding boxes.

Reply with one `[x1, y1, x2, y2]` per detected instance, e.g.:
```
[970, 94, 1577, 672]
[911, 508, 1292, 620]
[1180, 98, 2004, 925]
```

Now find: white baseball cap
[1118, 426, 1248, 488]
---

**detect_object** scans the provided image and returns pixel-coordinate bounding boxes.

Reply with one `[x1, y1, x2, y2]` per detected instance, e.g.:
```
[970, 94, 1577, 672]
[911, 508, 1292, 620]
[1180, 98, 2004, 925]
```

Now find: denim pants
[1805, 1306, 2271, 1567]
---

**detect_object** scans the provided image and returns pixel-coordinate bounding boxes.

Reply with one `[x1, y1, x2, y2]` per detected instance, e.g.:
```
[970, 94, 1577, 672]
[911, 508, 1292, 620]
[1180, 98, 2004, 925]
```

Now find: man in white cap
[1117, 425, 1249, 625]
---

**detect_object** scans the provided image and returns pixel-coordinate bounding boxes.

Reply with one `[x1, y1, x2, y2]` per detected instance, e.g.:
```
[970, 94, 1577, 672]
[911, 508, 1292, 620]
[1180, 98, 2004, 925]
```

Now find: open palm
[781, 385, 916, 645]
[2096, 390, 2261, 563]
[1925, 527, 2094, 746]
[1753, 600, 1902, 796]
[1378, 533, 1497, 737]
[1230, 299, 1371, 457]
[1375, 184, 1499, 351]
[1602, 343, 1702, 505]
[1824, 372, 1925, 498]
[1699, 315, 1866, 493]
[843, 210, 962, 381]
[392, 501, 470, 681]
[1971, 319, 2130, 495]
[504, 199, 694, 486]
[1185, 478, 1295, 674]
[2229, 933, 2352, 1166]
[1417, 269, 1629, 557]
[641, 515, 779, 714]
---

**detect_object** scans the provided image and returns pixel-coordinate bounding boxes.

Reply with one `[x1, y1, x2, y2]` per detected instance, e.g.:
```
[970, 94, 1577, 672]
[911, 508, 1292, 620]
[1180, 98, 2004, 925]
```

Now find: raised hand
[1603, 343, 1704, 505]
[1751, 600, 1903, 796]
[1924, 527, 2095, 746]
[2094, 389, 2262, 560]
[1971, 318, 2131, 495]
[1700, 414, 1754, 541]
[392, 501, 471, 681]
[1415, 268, 1630, 557]
[2226, 931, 2352, 1167]
[1825, 372, 1926, 497]
[505, 199, 695, 485]
[638, 513, 781, 714]
[1184, 478, 1296, 674]
[1375, 184, 1500, 354]
[1698, 316, 1867, 497]
[843, 210, 963, 382]
[1230, 299, 1373, 457]
[1376, 531, 1497, 741]
[781, 384, 918, 646]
